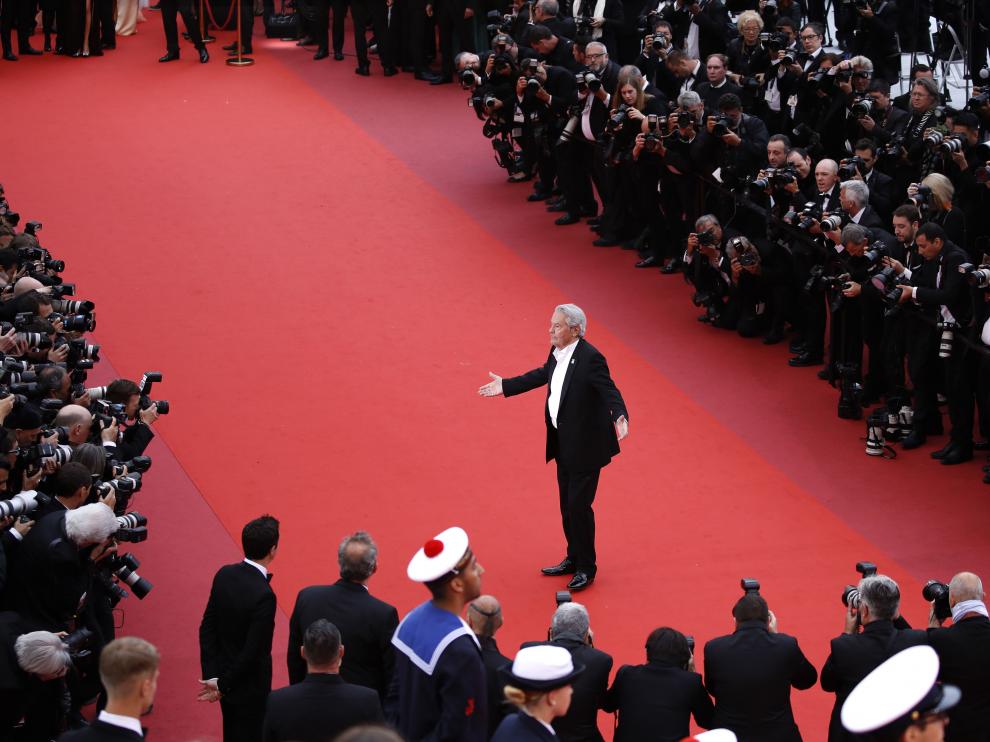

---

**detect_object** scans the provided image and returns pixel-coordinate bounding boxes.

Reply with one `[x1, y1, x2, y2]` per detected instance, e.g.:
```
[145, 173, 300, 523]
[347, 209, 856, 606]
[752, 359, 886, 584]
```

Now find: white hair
[678, 91, 702, 108]
[840, 179, 870, 208]
[65, 503, 118, 547]
[554, 304, 587, 337]
[551, 602, 590, 639]
[15, 631, 72, 677]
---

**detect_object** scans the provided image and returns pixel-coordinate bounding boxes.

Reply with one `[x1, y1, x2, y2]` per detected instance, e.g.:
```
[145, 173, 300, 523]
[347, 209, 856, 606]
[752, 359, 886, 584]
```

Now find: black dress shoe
[414, 69, 440, 82]
[567, 572, 594, 591]
[635, 256, 657, 268]
[355, 64, 370, 75]
[541, 559, 576, 576]
[660, 260, 682, 275]
[198, 47, 209, 63]
[763, 329, 784, 345]
[430, 75, 453, 85]
[222, 41, 237, 50]
[295, 36, 314, 45]
[158, 51, 180, 62]
[313, 48, 329, 59]
[555, 212, 581, 226]
[2, 52, 16, 61]
[401, 64, 416, 72]
[901, 430, 927, 450]
[789, 352, 824, 367]
[527, 191, 551, 202]
[383, 65, 398, 75]
[816, 365, 835, 381]
[788, 339, 807, 354]
[102, 42, 116, 49]
[941, 447, 973, 465]
[227, 47, 251, 55]
[931, 441, 958, 460]
[19, 46, 42, 55]
[547, 203, 569, 213]
[334, 51, 344, 60]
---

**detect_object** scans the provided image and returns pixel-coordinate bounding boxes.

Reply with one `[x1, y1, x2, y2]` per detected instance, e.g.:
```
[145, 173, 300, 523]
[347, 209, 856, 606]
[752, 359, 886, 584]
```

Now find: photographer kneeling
[0, 622, 74, 739]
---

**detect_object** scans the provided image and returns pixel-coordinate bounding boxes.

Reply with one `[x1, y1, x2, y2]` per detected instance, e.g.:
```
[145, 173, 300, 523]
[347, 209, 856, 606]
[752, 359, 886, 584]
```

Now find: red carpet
[4, 19, 990, 741]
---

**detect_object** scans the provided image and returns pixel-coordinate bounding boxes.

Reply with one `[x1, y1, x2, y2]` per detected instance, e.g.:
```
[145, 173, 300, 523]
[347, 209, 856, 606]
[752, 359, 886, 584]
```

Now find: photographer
[926, 572, 990, 740]
[683, 215, 733, 324]
[934, 111, 989, 260]
[890, 223, 975, 462]
[634, 19, 678, 97]
[725, 235, 777, 339]
[858, 80, 908, 156]
[889, 77, 943, 196]
[821, 574, 928, 742]
[102, 379, 160, 462]
[603, 626, 714, 741]
[906, 173, 966, 250]
[529, 25, 582, 72]
[655, 0, 730, 63]
[814, 56, 873, 161]
[0, 622, 73, 739]
[701, 93, 769, 189]
[696, 54, 743, 114]
[531, 0, 576, 44]
[843, 139, 895, 223]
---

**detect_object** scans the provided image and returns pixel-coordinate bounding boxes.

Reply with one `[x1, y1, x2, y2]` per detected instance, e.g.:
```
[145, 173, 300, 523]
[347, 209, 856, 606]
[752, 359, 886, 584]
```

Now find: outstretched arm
[478, 373, 503, 397]
[480, 358, 552, 398]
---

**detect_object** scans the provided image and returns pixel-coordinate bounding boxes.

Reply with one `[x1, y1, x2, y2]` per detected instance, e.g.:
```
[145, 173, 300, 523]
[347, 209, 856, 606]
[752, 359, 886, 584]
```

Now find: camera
[909, 184, 932, 209]
[62, 626, 96, 664]
[838, 155, 867, 180]
[459, 69, 478, 88]
[862, 241, 889, 265]
[922, 580, 952, 623]
[760, 31, 788, 55]
[937, 320, 955, 359]
[105, 552, 153, 599]
[579, 72, 602, 93]
[737, 250, 759, 267]
[693, 230, 716, 247]
[555, 590, 572, 606]
[841, 561, 878, 608]
[741, 578, 761, 594]
[0, 490, 50, 520]
[710, 114, 730, 137]
[606, 103, 630, 132]
[650, 34, 668, 52]
[115, 511, 148, 543]
[958, 263, 990, 289]
[748, 165, 797, 191]
[848, 97, 873, 119]
[526, 77, 542, 93]
[871, 265, 904, 306]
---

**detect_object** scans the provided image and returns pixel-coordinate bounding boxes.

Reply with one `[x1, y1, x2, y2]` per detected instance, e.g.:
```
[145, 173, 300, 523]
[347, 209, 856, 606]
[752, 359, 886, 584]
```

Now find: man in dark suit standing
[927, 571, 990, 741]
[199, 514, 279, 742]
[286, 531, 398, 699]
[466, 594, 511, 737]
[479, 303, 628, 591]
[265, 619, 383, 741]
[521, 601, 612, 742]
[703, 592, 818, 742]
[59, 637, 160, 742]
[821, 574, 928, 742]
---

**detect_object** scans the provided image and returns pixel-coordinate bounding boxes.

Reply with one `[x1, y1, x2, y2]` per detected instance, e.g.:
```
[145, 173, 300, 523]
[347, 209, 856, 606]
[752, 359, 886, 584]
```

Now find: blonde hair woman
[491, 645, 584, 741]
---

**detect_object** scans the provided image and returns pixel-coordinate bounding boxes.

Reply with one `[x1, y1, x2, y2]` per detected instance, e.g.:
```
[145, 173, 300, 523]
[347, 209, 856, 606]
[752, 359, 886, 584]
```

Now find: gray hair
[840, 179, 870, 209]
[71, 442, 107, 478]
[551, 602, 590, 639]
[15, 631, 72, 677]
[585, 41, 607, 57]
[912, 76, 939, 99]
[554, 304, 587, 337]
[64, 502, 118, 547]
[858, 574, 901, 621]
[840, 223, 871, 245]
[849, 55, 873, 72]
[338, 531, 378, 582]
[677, 91, 701, 108]
[535, 0, 559, 15]
[695, 214, 720, 230]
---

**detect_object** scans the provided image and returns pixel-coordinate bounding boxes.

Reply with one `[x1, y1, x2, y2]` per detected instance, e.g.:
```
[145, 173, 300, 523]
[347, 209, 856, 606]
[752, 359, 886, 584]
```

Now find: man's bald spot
[471, 595, 501, 615]
[816, 159, 839, 175]
[54, 404, 92, 428]
[949, 572, 984, 602]
[13, 277, 43, 297]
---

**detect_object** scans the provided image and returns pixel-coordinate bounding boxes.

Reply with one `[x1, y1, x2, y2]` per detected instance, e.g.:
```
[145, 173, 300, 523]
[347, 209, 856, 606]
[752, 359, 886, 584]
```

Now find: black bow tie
[820, 193, 829, 198]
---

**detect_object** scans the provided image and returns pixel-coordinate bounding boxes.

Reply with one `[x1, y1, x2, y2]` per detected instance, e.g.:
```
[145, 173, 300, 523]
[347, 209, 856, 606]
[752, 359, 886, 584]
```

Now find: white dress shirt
[98, 711, 143, 737]
[243, 558, 268, 578]
[547, 339, 579, 428]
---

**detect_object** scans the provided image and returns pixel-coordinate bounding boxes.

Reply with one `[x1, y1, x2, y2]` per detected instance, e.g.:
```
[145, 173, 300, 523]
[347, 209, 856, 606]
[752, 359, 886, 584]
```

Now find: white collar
[243, 558, 268, 578]
[553, 339, 579, 361]
[711, 78, 726, 88]
[98, 711, 143, 737]
[691, 59, 702, 76]
[851, 206, 866, 223]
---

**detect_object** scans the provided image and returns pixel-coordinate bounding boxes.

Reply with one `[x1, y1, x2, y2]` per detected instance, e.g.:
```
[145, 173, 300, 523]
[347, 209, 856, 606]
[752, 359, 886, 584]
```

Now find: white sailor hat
[500, 645, 585, 691]
[679, 730, 737, 742]
[841, 645, 961, 738]
[407, 526, 471, 583]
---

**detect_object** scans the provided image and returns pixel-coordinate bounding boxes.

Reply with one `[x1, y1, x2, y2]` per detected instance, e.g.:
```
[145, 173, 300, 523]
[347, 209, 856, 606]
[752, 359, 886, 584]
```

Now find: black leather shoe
[941, 447, 973, 465]
[817, 365, 835, 380]
[788, 339, 806, 354]
[527, 191, 551, 202]
[901, 430, 927, 450]
[931, 441, 958, 460]
[635, 256, 657, 268]
[547, 203, 569, 213]
[567, 572, 594, 591]
[984, 471, 990, 484]
[2, 52, 16, 61]
[414, 69, 440, 82]
[763, 329, 784, 345]
[541, 559, 576, 576]
[313, 48, 329, 59]
[295, 36, 314, 45]
[227, 47, 251, 55]
[430, 75, 453, 85]
[19, 46, 42, 55]
[334, 51, 344, 60]
[158, 51, 180, 62]
[555, 212, 581, 226]
[355, 64, 370, 75]
[222, 41, 237, 50]
[660, 260, 682, 275]
[199, 47, 209, 62]
[383, 65, 398, 75]
[789, 352, 824, 367]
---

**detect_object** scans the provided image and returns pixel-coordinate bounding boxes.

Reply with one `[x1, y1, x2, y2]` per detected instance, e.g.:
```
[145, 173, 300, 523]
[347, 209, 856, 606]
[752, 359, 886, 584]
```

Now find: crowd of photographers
[456, 0, 990, 483]
[0, 186, 169, 740]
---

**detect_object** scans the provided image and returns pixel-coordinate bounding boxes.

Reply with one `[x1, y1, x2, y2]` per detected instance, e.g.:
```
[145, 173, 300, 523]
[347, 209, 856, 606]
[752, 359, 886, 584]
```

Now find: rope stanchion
[225, 0, 254, 66]
[202, 0, 238, 35]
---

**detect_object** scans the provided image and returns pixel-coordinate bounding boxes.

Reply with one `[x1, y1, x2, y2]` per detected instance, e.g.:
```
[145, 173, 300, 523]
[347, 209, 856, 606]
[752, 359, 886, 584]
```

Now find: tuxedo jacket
[286, 579, 399, 698]
[262, 673, 383, 742]
[703, 621, 818, 742]
[853, 205, 886, 232]
[480, 635, 512, 738]
[820, 620, 928, 742]
[928, 615, 990, 741]
[199, 561, 277, 704]
[492, 710, 559, 741]
[909, 242, 973, 328]
[58, 720, 143, 741]
[603, 661, 715, 742]
[502, 338, 628, 473]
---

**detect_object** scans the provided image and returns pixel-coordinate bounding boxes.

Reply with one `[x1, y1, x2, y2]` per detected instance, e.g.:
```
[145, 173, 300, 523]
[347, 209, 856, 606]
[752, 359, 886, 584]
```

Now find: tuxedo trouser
[162, 0, 204, 51]
[87, 0, 113, 48]
[906, 323, 940, 433]
[351, 0, 388, 67]
[221, 698, 265, 742]
[555, 463, 600, 574]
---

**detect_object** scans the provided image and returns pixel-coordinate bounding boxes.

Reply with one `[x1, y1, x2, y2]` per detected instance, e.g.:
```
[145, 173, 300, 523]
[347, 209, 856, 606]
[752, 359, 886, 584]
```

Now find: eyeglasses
[799, 33, 820, 40]
[586, 52, 606, 59]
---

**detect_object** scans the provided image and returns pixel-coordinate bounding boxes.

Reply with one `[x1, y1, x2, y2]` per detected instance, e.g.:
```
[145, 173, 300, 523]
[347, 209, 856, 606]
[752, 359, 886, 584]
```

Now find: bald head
[13, 277, 44, 297]
[466, 595, 503, 638]
[55, 404, 93, 428]
[949, 572, 984, 603]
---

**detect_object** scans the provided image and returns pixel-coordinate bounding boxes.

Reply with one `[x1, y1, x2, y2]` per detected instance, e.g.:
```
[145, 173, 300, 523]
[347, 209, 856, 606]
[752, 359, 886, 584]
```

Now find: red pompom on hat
[407, 527, 469, 583]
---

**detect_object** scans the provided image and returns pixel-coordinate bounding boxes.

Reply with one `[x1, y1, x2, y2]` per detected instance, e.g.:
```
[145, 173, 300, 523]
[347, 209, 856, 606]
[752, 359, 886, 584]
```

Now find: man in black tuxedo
[157, 0, 209, 62]
[265, 619, 383, 741]
[199, 514, 279, 742]
[59, 636, 160, 742]
[465, 595, 511, 738]
[821, 574, 928, 742]
[703, 592, 818, 741]
[604, 626, 714, 742]
[479, 303, 628, 591]
[927, 571, 990, 741]
[851, 140, 895, 223]
[521, 602, 613, 742]
[286, 531, 398, 699]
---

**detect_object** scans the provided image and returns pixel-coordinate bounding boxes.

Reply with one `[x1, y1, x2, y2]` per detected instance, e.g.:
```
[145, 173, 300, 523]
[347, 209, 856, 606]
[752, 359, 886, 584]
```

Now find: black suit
[603, 661, 715, 742]
[262, 673, 383, 742]
[492, 710, 558, 741]
[928, 615, 990, 741]
[521, 634, 612, 742]
[59, 720, 143, 741]
[820, 620, 928, 742]
[286, 579, 398, 699]
[703, 620, 818, 742]
[502, 337, 628, 574]
[160, 0, 205, 53]
[862, 169, 894, 223]
[200, 561, 277, 742]
[479, 635, 511, 738]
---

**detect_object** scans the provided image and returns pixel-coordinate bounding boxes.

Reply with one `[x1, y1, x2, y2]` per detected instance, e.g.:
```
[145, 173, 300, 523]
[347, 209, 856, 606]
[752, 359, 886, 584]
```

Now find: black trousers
[352, 0, 388, 66]
[558, 136, 610, 217]
[221, 698, 265, 742]
[555, 463, 600, 574]
[310, 0, 345, 52]
[237, 0, 254, 49]
[1, 0, 36, 52]
[403, 0, 427, 70]
[162, 0, 205, 51]
[88, 0, 114, 48]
